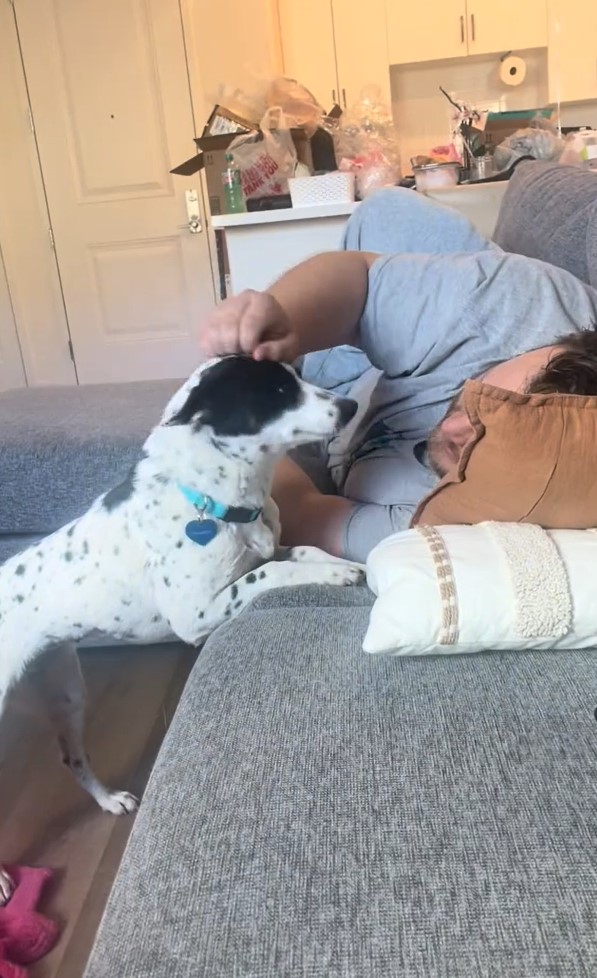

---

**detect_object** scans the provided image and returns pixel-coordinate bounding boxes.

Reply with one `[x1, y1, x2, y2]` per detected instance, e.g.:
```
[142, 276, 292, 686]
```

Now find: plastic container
[288, 171, 355, 207]
[222, 152, 246, 213]
[412, 162, 461, 192]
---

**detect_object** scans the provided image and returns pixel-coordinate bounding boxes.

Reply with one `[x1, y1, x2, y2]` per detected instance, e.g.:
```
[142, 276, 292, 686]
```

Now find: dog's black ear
[164, 385, 206, 428]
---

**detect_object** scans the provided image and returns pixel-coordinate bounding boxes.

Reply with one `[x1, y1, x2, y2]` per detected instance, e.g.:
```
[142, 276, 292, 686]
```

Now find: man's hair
[527, 325, 597, 395]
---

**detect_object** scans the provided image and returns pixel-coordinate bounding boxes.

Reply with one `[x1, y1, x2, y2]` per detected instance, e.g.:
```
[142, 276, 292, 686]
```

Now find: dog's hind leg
[30, 643, 138, 815]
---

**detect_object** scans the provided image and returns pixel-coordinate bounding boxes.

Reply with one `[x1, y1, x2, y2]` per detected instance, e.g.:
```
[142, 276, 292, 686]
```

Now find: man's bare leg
[271, 456, 354, 558]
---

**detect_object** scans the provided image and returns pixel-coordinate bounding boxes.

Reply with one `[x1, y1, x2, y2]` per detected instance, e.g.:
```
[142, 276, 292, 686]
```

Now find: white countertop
[210, 201, 358, 229]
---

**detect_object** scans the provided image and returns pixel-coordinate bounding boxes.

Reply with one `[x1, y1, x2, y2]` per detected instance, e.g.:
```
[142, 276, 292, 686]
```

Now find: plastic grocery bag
[229, 107, 298, 199]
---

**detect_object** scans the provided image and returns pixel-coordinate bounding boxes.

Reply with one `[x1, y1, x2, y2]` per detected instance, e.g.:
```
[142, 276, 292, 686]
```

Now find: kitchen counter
[211, 183, 507, 295]
[210, 201, 358, 229]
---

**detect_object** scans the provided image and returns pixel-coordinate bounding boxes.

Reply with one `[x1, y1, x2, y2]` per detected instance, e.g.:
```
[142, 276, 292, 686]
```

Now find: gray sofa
[2, 162, 597, 977]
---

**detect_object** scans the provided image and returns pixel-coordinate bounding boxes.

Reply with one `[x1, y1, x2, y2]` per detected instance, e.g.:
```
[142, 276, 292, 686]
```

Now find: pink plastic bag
[229, 107, 297, 199]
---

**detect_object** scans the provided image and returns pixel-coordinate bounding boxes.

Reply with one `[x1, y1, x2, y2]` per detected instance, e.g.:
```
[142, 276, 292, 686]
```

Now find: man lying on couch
[199, 177, 597, 563]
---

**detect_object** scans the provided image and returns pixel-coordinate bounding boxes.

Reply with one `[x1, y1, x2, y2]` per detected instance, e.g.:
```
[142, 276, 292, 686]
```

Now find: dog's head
[162, 356, 357, 454]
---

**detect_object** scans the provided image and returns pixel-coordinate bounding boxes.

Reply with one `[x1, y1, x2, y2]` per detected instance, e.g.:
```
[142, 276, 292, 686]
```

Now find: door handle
[460, 14, 465, 43]
[470, 12, 475, 42]
[178, 189, 202, 233]
[178, 218, 201, 233]
[332, 88, 337, 104]
[342, 88, 347, 108]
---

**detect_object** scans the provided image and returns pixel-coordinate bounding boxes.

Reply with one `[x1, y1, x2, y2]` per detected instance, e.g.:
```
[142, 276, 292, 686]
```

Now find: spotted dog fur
[0, 356, 362, 904]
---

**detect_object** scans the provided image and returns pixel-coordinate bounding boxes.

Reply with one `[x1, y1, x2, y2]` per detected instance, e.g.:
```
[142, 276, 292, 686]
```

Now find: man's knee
[341, 501, 414, 563]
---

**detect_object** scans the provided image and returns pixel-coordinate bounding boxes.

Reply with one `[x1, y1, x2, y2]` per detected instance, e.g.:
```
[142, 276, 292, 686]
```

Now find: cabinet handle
[460, 14, 464, 43]
[470, 12, 475, 41]
[342, 88, 347, 108]
[332, 88, 336, 104]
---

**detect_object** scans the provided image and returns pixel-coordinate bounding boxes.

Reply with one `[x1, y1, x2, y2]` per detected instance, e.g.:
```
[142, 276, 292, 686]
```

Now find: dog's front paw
[330, 563, 366, 586]
[100, 790, 139, 815]
[0, 867, 14, 905]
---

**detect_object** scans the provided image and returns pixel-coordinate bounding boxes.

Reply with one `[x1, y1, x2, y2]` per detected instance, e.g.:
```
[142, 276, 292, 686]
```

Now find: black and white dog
[0, 356, 362, 904]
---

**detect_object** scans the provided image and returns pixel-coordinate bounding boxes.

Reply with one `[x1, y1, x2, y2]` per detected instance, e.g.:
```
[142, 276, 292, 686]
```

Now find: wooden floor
[0, 643, 196, 978]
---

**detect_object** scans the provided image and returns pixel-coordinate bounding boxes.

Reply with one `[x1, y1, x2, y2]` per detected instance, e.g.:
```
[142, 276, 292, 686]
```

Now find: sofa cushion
[493, 160, 597, 288]
[85, 584, 597, 978]
[0, 534, 42, 565]
[0, 380, 179, 535]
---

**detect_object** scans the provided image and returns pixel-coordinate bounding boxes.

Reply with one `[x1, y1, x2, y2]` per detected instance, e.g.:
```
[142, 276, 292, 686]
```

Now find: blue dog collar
[177, 483, 262, 524]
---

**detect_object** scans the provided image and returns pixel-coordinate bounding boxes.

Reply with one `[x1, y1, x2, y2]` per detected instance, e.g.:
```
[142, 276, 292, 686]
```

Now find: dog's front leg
[195, 555, 365, 639]
[29, 643, 138, 815]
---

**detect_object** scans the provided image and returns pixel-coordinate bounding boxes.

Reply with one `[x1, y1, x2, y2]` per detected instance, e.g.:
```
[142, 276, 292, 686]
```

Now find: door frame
[0, 1, 76, 387]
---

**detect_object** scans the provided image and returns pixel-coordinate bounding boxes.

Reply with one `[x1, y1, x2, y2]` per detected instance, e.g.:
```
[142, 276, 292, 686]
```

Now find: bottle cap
[225, 152, 234, 163]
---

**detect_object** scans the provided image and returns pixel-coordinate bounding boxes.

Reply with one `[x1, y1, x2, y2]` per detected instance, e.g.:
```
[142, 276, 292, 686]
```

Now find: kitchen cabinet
[387, 0, 547, 65]
[387, 0, 466, 64]
[332, 0, 391, 108]
[278, 0, 391, 112]
[278, 0, 339, 109]
[547, 0, 597, 102]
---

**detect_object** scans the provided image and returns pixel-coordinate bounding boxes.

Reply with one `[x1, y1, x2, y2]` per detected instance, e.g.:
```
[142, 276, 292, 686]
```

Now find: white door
[333, 0, 391, 108]
[14, 0, 215, 385]
[466, 0, 548, 56]
[278, 0, 339, 109]
[386, 0, 467, 64]
[0, 250, 26, 392]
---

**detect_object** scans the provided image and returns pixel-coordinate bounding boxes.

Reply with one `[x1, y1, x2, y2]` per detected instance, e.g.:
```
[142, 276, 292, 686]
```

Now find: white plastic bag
[229, 107, 297, 199]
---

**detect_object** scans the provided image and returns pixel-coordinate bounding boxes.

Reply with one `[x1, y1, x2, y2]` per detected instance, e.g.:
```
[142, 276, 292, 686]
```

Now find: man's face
[427, 345, 561, 477]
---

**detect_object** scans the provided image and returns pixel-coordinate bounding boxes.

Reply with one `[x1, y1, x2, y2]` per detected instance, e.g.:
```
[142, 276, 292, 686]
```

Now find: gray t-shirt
[332, 248, 597, 560]
[358, 249, 597, 444]
[299, 188, 597, 560]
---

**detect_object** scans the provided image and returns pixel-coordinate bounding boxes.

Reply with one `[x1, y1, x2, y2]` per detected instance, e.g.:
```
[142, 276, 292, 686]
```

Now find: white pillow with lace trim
[364, 523, 597, 656]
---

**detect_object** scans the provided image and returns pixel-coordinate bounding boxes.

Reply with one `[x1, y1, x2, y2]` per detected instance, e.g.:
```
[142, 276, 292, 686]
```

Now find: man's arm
[265, 250, 379, 357]
[198, 251, 380, 362]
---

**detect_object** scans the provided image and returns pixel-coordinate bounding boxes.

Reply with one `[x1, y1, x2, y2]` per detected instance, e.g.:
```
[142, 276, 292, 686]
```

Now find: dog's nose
[336, 398, 358, 427]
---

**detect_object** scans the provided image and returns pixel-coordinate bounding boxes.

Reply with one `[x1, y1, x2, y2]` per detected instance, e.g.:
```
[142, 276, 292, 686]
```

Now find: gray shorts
[291, 435, 437, 564]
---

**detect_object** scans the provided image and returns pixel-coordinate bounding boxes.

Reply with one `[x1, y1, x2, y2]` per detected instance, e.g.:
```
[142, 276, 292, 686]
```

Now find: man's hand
[198, 290, 298, 363]
[199, 252, 376, 364]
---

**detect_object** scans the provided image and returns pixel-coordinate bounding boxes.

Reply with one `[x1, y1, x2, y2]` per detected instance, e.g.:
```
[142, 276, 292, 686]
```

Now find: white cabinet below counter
[211, 184, 507, 296]
[212, 203, 357, 294]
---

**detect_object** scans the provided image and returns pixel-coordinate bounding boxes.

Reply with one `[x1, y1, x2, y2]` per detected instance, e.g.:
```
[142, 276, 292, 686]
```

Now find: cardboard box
[202, 104, 253, 138]
[483, 108, 554, 150]
[171, 128, 313, 217]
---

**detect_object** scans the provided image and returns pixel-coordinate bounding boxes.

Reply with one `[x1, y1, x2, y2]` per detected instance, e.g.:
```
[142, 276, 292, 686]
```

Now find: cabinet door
[387, 0, 467, 64]
[333, 0, 391, 107]
[278, 0, 339, 108]
[466, 0, 547, 56]
[547, 0, 597, 102]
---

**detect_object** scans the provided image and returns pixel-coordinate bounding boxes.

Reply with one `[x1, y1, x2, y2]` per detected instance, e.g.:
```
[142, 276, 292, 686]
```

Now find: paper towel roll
[499, 55, 527, 87]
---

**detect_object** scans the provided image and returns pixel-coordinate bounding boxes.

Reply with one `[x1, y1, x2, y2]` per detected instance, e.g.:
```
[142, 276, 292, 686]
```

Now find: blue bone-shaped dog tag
[185, 519, 218, 546]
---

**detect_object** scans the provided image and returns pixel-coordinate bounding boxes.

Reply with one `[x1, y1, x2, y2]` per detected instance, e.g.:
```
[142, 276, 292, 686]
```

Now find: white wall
[390, 47, 597, 171]
[390, 49, 550, 168]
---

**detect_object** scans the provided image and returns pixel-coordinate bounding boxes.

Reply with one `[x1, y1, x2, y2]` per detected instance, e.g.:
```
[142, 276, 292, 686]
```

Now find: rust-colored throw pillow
[412, 380, 597, 529]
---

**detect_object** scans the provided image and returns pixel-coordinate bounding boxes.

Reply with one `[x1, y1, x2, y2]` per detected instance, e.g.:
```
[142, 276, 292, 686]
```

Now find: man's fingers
[198, 289, 294, 359]
[239, 304, 269, 354]
[253, 338, 296, 363]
